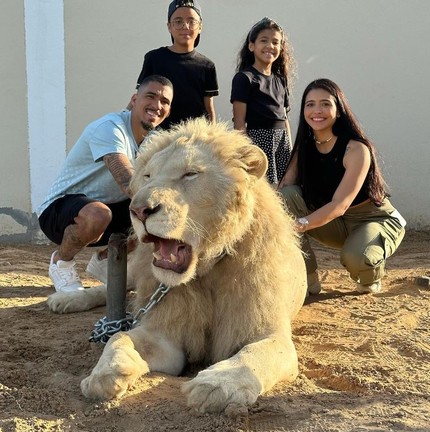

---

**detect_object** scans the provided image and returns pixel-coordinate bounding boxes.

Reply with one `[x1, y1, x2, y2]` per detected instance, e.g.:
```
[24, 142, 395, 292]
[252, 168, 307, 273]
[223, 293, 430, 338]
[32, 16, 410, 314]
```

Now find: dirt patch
[1, 230, 429, 431]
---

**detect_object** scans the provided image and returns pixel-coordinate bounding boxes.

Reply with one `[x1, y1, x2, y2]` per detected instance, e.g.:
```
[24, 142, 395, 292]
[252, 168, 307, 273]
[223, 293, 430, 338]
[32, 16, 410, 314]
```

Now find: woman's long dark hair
[289, 78, 388, 206]
[236, 17, 295, 92]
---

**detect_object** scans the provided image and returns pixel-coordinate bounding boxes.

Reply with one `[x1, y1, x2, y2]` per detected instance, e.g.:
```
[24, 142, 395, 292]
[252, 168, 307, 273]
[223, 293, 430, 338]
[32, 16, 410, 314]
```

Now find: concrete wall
[1, 0, 429, 243]
[0, 0, 33, 241]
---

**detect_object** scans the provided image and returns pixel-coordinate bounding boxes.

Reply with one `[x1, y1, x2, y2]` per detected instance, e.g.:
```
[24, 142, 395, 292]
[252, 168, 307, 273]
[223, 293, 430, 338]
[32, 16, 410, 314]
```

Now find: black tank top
[302, 135, 369, 210]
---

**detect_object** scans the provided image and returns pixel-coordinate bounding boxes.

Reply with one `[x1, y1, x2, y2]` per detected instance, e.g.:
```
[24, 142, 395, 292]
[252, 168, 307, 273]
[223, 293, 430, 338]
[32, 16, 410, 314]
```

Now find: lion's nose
[130, 204, 161, 222]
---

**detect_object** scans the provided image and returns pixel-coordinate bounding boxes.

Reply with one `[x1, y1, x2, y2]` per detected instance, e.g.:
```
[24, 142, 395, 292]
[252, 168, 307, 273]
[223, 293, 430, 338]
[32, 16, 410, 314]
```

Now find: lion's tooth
[153, 251, 162, 260]
[170, 254, 177, 263]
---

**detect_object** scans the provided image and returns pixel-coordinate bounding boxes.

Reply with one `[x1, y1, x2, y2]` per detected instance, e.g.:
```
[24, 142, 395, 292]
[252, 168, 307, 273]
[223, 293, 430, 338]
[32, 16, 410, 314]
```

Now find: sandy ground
[0, 230, 429, 432]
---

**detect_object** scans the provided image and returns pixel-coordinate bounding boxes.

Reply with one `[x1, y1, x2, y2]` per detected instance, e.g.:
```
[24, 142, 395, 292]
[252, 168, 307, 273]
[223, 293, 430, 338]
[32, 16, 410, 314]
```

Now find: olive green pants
[280, 185, 406, 285]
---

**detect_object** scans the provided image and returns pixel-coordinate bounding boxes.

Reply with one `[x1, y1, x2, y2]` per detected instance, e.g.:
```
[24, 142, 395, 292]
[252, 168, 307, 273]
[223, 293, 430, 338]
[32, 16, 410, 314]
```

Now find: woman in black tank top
[279, 79, 405, 296]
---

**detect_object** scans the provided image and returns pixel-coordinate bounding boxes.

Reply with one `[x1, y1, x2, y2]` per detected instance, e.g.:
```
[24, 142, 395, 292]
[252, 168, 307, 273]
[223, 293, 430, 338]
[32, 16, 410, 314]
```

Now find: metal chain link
[89, 283, 171, 344]
[132, 283, 171, 326]
[89, 313, 134, 344]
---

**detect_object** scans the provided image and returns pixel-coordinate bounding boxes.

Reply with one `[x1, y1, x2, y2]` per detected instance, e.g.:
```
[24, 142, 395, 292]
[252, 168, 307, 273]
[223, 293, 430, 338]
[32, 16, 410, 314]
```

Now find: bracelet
[297, 217, 309, 227]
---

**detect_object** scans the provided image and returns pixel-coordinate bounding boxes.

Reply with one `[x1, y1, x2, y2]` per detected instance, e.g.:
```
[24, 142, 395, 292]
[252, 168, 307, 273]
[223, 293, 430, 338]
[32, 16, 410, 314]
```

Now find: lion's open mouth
[143, 234, 192, 274]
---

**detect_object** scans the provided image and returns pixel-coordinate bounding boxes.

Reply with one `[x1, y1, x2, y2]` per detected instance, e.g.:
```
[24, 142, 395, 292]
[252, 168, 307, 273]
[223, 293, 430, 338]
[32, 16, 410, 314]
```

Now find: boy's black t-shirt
[137, 47, 219, 129]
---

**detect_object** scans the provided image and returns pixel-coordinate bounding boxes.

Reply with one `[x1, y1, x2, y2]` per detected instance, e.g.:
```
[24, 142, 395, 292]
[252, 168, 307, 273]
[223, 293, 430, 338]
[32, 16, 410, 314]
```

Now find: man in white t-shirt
[37, 75, 173, 293]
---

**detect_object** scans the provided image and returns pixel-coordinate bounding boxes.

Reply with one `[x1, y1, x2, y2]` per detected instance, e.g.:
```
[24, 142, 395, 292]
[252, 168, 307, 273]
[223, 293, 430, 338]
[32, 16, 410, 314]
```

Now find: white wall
[1, 0, 429, 242]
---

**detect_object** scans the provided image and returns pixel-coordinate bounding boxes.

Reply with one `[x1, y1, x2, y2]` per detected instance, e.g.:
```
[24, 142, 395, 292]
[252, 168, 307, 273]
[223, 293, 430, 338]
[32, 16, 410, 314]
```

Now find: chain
[89, 313, 134, 344]
[89, 283, 171, 344]
[132, 283, 171, 326]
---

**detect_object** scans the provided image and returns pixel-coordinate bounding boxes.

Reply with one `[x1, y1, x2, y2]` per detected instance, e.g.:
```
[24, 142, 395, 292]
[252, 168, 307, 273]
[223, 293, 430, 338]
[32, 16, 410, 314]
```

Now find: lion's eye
[183, 171, 199, 180]
[142, 173, 150, 180]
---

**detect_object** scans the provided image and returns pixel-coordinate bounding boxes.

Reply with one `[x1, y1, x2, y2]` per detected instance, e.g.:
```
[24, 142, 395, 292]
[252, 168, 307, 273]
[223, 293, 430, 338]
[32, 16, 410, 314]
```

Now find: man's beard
[141, 121, 155, 132]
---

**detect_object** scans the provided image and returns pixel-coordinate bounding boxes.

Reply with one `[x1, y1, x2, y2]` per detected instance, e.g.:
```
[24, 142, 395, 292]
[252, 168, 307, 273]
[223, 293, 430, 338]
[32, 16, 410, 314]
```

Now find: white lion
[49, 118, 307, 413]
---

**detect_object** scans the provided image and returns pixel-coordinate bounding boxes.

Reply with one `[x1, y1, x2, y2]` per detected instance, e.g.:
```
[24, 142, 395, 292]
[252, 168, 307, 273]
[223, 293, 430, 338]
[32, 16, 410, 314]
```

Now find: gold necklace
[314, 135, 334, 145]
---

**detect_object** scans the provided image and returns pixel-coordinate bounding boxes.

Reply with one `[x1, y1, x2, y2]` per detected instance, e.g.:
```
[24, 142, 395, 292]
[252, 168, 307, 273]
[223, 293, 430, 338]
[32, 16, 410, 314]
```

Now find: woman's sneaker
[49, 251, 84, 292]
[356, 280, 382, 294]
[86, 252, 108, 284]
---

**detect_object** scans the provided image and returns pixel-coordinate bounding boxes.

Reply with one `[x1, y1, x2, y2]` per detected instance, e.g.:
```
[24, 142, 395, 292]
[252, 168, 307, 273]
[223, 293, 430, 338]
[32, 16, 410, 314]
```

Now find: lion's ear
[238, 145, 268, 180]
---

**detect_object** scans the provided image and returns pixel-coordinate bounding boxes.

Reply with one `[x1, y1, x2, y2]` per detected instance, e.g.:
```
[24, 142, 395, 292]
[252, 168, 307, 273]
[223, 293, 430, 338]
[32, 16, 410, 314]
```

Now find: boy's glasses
[170, 18, 201, 30]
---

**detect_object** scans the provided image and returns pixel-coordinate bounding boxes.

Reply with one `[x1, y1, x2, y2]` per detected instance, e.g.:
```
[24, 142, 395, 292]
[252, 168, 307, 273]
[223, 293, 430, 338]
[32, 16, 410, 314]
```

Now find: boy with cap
[133, 0, 219, 129]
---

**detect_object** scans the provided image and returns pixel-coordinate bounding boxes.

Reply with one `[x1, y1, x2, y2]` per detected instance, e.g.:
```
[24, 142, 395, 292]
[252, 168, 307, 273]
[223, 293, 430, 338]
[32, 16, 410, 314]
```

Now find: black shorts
[38, 194, 131, 246]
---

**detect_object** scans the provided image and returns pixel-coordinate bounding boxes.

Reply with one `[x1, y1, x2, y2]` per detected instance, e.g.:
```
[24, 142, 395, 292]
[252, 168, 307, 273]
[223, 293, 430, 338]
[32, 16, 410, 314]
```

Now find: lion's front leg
[81, 331, 148, 400]
[182, 335, 298, 413]
[81, 326, 186, 400]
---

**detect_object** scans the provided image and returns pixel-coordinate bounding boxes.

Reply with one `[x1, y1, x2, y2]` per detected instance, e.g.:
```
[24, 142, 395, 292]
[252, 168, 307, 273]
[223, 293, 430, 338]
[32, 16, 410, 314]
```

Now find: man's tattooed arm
[103, 153, 135, 198]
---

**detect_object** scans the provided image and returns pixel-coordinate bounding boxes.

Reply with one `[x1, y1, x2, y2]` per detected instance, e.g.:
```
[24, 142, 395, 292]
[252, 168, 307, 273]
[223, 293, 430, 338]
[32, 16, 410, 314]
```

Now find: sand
[1, 230, 429, 432]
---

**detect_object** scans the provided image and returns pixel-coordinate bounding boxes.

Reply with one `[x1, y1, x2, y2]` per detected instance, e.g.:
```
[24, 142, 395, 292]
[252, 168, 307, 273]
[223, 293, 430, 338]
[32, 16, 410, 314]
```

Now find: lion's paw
[81, 343, 149, 400]
[47, 286, 106, 313]
[182, 368, 259, 413]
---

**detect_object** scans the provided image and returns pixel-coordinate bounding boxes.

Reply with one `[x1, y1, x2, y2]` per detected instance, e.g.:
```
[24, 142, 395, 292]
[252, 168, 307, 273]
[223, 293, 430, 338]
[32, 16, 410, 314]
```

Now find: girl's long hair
[236, 17, 295, 92]
[290, 78, 388, 205]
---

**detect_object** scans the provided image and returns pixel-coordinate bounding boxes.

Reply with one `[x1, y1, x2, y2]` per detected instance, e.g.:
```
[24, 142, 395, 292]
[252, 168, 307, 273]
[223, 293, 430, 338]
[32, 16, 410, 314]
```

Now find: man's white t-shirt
[37, 110, 138, 217]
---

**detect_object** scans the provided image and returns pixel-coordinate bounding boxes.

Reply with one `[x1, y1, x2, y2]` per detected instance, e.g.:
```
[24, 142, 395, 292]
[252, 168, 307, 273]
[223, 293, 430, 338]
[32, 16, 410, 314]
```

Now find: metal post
[106, 233, 128, 322]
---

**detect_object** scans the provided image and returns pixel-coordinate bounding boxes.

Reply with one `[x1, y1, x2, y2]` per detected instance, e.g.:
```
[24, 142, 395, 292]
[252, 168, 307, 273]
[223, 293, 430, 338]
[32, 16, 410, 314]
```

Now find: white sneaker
[307, 272, 322, 295]
[49, 251, 84, 292]
[86, 252, 108, 284]
[356, 280, 382, 294]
